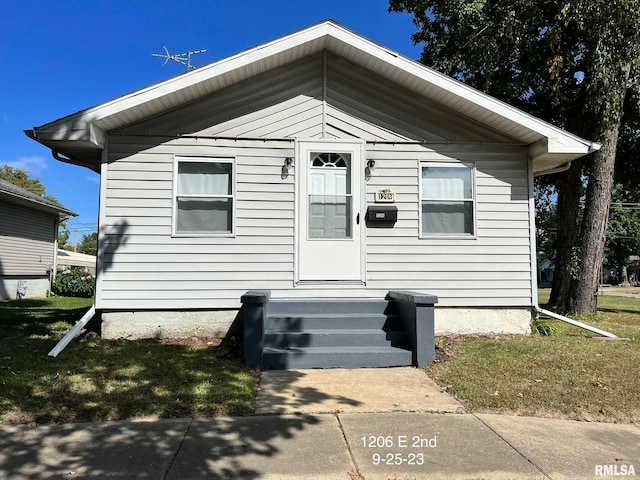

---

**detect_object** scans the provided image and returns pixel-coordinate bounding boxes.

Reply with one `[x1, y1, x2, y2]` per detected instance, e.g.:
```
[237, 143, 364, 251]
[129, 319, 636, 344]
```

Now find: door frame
[294, 138, 366, 285]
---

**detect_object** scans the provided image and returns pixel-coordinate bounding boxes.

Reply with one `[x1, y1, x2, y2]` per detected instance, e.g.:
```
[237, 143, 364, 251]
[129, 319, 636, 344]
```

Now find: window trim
[172, 156, 236, 237]
[418, 161, 477, 239]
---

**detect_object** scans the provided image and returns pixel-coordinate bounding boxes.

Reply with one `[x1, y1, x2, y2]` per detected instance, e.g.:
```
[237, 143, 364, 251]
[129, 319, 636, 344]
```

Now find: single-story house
[25, 21, 598, 368]
[0, 178, 76, 300]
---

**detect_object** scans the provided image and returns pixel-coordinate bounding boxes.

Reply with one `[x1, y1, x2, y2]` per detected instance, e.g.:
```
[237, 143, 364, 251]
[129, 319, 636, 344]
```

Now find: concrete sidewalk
[0, 368, 638, 479]
[0, 412, 638, 479]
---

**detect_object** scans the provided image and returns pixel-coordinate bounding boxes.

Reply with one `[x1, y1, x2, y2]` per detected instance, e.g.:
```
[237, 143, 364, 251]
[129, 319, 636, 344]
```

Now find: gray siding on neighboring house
[0, 202, 57, 277]
[97, 53, 533, 310]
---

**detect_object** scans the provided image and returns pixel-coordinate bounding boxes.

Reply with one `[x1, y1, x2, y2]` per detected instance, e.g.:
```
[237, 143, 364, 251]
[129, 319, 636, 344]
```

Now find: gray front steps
[261, 299, 412, 369]
[263, 346, 413, 369]
[265, 329, 410, 348]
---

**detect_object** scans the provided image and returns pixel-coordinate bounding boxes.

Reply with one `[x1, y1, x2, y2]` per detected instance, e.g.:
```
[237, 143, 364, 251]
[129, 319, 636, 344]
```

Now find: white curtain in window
[178, 162, 231, 195]
[422, 167, 471, 199]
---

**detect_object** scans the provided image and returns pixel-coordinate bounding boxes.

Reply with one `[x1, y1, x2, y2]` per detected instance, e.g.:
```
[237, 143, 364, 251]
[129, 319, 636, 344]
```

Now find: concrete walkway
[255, 367, 464, 414]
[0, 368, 638, 479]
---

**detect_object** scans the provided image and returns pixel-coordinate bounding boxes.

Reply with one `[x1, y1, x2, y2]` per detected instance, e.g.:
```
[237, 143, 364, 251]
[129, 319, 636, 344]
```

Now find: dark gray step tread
[265, 328, 405, 335]
[263, 346, 411, 354]
[267, 301, 397, 315]
[267, 313, 399, 319]
[270, 299, 388, 303]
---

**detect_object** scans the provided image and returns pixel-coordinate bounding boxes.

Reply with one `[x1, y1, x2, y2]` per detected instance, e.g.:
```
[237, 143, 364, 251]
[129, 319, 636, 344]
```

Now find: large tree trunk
[549, 161, 583, 310]
[567, 63, 631, 314]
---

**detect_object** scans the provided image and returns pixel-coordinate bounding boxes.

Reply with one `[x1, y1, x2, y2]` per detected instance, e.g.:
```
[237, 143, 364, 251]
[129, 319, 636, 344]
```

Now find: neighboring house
[25, 21, 598, 367]
[537, 259, 554, 286]
[0, 179, 76, 300]
[57, 249, 97, 275]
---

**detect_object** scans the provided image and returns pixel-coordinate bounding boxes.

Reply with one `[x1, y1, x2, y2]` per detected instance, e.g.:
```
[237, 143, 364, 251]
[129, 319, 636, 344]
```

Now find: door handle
[356, 213, 360, 224]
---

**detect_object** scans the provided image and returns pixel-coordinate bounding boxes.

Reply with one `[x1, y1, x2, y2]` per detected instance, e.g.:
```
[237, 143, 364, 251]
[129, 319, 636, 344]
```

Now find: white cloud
[3, 156, 48, 176]
[86, 175, 100, 184]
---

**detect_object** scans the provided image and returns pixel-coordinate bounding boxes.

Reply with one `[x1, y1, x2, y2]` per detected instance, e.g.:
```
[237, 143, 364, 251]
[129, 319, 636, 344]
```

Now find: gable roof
[0, 178, 77, 217]
[25, 20, 598, 174]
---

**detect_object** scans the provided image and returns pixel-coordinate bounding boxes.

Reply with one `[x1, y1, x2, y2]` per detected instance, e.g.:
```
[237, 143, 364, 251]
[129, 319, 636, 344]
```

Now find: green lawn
[0, 297, 258, 425]
[4, 293, 639, 425]
[426, 290, 640, 424]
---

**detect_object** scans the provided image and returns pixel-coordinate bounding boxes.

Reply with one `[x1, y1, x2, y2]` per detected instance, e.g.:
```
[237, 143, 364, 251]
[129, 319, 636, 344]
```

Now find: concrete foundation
[435, 307, 532, 335]
[101, 310, 240, 340]
[0, 276, 50, 300]
[100, 307, 533, 340]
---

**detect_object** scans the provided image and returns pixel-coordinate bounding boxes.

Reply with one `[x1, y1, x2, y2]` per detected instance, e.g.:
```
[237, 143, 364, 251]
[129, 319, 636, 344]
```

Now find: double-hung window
[173, 157, 235, 236]
[420, 162, 475, 237]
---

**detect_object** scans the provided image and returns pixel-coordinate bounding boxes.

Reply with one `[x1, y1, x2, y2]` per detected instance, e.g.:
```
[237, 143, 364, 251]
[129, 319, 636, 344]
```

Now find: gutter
[533, 161, 572, 177]
[48, 305, 96, 357]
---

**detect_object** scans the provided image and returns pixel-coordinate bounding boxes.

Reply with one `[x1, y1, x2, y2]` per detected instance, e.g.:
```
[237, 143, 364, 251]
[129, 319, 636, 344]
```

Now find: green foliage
[77, 232, 98, 256]
[53, 268, 95, 298]
[605, 185, 640, 279]
[0, 164, 46, 196]
[58, 229, 70, 250]
[531, 319, 562, 337]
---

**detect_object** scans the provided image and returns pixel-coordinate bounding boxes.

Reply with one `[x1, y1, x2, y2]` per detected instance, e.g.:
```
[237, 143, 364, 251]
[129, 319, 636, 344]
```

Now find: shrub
[53, 268, 95, 298]
[531, 319, 562, 337]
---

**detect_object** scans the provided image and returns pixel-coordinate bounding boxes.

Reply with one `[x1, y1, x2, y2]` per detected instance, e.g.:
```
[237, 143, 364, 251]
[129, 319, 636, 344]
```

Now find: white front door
[297, 140, 364, 283]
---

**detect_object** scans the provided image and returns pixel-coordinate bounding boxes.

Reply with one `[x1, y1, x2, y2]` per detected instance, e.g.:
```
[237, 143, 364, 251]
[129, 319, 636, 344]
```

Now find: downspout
[47, 149, 100, 356]
[529, 157, 618, 338]
[533, 305, 618, 338]
[48, 305, 96, 357]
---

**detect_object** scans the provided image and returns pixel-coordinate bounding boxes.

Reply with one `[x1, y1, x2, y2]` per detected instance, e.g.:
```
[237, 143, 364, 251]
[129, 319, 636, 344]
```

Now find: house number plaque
[375, 189, 396, 203]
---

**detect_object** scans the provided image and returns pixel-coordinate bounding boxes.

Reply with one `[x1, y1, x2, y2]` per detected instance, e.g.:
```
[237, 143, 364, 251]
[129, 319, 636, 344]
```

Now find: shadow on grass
[0, 300, 363, 478]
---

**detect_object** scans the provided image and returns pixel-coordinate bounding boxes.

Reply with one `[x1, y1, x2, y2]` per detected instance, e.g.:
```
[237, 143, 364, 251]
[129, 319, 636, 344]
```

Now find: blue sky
[0, 1, 422, 237]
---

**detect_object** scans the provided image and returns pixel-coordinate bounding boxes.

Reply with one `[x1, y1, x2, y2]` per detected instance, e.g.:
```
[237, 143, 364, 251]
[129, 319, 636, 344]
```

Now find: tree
[389, 0, 640, 313]
[0, 164, 72, 248]
[77, 232, 98, 256]
[0, 165, 46, 196]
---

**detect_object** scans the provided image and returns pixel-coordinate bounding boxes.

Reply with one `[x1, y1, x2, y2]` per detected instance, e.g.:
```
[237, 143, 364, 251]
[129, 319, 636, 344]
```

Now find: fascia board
[530, 136, 601, 163]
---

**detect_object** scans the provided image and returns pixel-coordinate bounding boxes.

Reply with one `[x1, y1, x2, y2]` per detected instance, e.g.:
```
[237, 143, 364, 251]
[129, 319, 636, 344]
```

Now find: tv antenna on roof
[152, 46, 208, 70]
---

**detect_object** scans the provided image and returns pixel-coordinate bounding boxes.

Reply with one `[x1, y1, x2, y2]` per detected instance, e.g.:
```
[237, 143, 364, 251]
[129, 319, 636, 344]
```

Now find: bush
[531, 319, 562, 337]
[53, 268, 95, 298]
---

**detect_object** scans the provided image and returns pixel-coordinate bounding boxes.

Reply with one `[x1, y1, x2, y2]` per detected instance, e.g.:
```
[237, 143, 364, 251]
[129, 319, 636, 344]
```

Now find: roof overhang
[0, 184, 77, 218]
[25, 20, 599, 174]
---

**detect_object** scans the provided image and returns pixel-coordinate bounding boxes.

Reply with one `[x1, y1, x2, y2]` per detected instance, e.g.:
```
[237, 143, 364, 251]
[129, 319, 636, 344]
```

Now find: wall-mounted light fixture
[281, 157, 294, 179]
[365, 159, 376, 180]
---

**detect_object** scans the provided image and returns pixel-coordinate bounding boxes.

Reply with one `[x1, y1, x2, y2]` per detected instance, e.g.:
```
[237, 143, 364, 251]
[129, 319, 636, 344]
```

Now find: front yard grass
[426, 290, 640, 424]
[0, 297, 258, 425]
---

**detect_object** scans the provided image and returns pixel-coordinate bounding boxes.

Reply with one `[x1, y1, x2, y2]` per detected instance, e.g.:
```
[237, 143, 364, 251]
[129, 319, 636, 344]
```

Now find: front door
[297, 140, 364, 283]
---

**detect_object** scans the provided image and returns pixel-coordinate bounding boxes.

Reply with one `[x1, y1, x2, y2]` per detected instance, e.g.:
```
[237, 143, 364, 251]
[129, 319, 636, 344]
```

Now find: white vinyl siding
[173, 157, 235, 236]
[99, 136, 295, 309]
[98, 52, 533, 310]
[420, 163, 475, 238]
[364, 143, 531, 306]
[0, 203, 56, 276]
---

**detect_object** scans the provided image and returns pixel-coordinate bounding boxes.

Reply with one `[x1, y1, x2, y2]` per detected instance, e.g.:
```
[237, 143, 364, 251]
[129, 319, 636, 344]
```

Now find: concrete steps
[261, 299, 412, 369]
